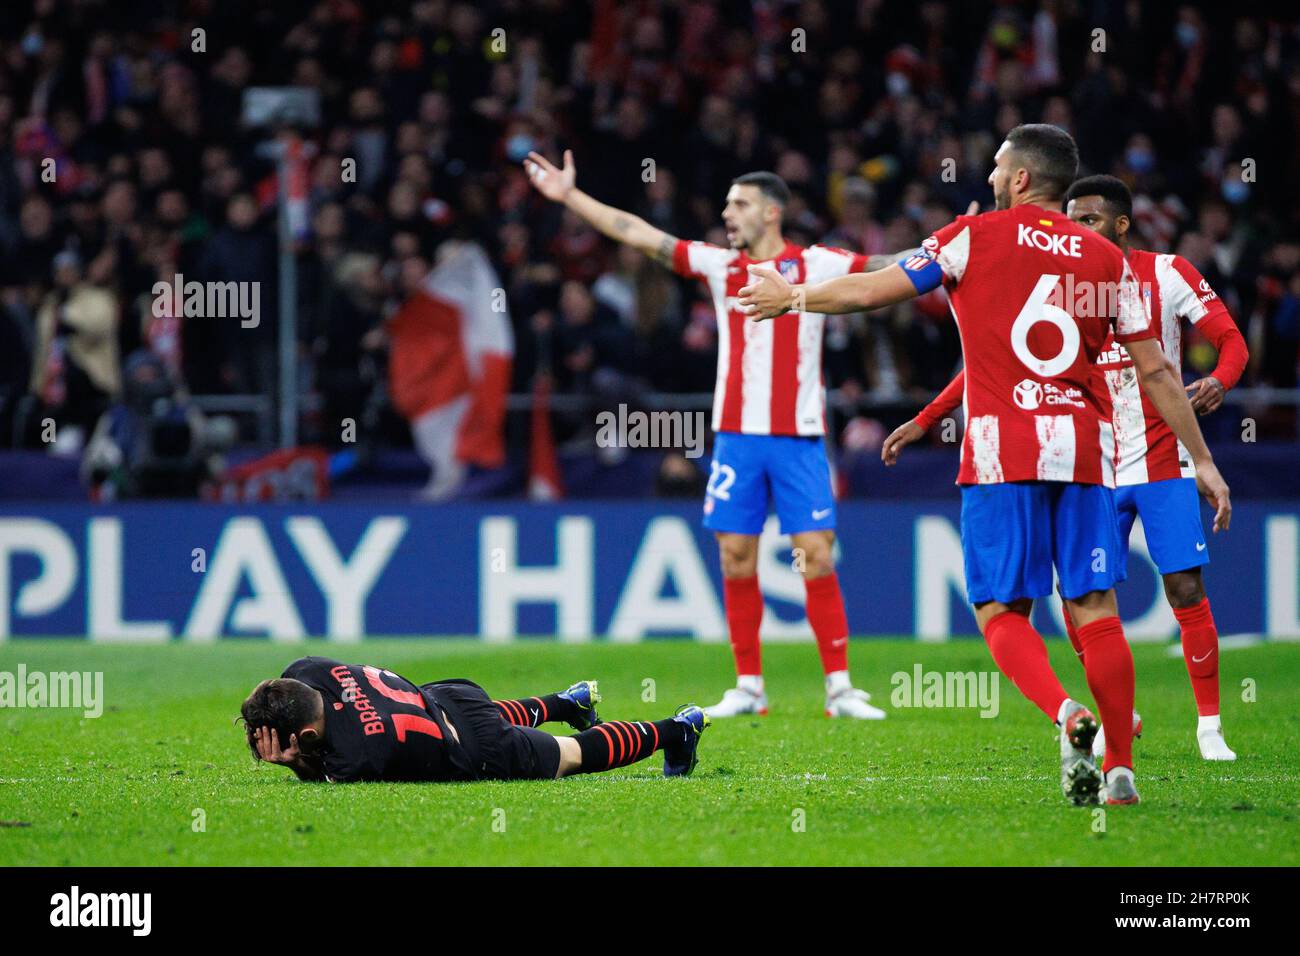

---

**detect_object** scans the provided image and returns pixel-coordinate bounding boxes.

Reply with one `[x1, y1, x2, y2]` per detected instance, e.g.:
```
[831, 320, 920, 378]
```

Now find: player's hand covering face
[253, 726, 302, 766]
[738, 265, 794, 320]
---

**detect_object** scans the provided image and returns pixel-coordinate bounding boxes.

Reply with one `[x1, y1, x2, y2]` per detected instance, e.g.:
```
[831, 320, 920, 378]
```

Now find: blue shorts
[1115, 477, 1208, 576]
[703, 433, 835, 535]
[960, 482, 1126, 604]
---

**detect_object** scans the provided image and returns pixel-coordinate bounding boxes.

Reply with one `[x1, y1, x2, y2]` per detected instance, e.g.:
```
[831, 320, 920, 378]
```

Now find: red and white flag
[387, 242, 514, 469]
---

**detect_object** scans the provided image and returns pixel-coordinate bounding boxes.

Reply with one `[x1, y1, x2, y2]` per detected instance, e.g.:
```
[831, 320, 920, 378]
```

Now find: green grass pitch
[1, 638, 1297, 866]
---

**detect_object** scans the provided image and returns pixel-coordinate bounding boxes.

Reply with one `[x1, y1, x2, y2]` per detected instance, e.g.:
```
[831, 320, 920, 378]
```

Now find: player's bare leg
[975, 598, 1101, 804]
[792, 529, 884, 719]
[708, 532, 768, 717]
[555, 735, 582, 776]
[1163, 568, 1235, 760]
[1063, 588, 1139, 804]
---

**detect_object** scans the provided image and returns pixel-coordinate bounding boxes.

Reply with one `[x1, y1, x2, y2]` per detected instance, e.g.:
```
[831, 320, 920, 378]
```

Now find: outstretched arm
[1126, 337, 1231, 531]
[739, 262, 922, 319]
[741, 202, 979, 318]
[862, 250, 914, 272]
[524, 150, 678, 266]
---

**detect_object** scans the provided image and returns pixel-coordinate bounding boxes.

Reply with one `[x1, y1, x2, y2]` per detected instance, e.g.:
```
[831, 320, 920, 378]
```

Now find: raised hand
[523, 149, 576, 203]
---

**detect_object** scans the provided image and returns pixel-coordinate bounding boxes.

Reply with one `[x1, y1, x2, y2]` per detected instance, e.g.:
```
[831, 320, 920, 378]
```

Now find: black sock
[571, 718, 682, 773]
[493, 693, 575, 728]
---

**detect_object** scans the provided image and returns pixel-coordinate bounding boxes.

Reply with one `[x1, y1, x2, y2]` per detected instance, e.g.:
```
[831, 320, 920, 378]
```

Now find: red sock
[1063, 608, 1085, 661]
[804, 573, 849, 674]
[983, 611, 1069, 720]
[1173, 598, 1220, 717]
[723, 575, 763, 677]
[1076, 616, 1135, 773]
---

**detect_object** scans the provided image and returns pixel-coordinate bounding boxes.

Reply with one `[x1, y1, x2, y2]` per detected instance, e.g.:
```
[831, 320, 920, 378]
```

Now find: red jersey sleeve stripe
[672, 239, 695, 278]
[1197, 312, 1249, 390]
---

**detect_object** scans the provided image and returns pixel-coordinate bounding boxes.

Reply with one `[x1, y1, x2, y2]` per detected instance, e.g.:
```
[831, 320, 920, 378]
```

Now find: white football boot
[1091, 711, 1143, 761]
[1196, 715, 1237, 761]
[824, 672, 886, 719]
[825, 687, 887, 719]
[705, 677, 768, 718]
[1104, 765, 1140, 805]
[1058, 698, 1102, 806]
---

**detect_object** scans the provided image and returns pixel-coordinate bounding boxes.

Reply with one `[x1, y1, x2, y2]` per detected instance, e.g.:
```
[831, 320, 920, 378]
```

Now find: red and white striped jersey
[673, 239, 867, 436]
[1099, 249, 1234, 485]
[914, 204, 1155, 486]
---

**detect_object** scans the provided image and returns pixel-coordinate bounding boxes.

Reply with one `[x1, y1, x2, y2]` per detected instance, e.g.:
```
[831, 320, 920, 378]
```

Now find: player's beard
[728, 220, 761, 250]
[993, 182, 1011, 211]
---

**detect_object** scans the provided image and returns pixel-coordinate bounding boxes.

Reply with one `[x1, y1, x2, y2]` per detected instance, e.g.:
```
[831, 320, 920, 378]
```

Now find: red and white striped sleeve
[671, 239, 733, 280]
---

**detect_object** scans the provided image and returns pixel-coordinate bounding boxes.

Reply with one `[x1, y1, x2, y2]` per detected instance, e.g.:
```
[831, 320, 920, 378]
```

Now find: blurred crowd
[0, 0, 1297, 468]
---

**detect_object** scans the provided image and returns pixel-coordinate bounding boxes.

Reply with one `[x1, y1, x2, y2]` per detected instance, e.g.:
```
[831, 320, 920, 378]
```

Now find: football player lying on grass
[240, 657, 709, 783]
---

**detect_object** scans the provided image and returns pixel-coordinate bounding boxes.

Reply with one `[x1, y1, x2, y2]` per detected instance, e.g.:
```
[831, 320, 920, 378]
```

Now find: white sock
[737, 674, 764, 695]
[1197, 714, 1223, 735]
[825, 670, 852, 695]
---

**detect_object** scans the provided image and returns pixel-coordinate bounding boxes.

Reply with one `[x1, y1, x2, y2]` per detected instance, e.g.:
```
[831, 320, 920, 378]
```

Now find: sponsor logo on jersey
[1016, 223, 1083, 258]
[1013, 378, 1085, 410]
[1096, 341, 1132, 365]
[1013, 379, 1044, 410]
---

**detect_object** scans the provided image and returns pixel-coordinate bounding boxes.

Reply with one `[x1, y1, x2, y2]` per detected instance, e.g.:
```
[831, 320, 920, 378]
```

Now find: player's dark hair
[1064, 174, 1133, 219]
[731, 171, 791, 208]
[1004, 124, 1079, 198]
[239, 678, 322, 760]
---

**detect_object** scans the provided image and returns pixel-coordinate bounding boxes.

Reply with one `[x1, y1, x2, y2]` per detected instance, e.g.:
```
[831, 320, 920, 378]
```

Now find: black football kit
[281, 657, 562, 783]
